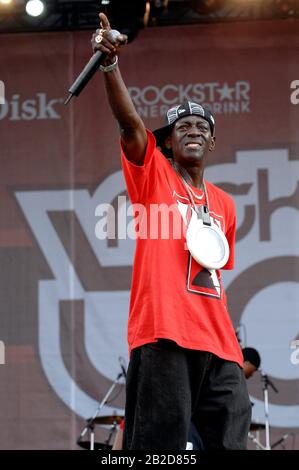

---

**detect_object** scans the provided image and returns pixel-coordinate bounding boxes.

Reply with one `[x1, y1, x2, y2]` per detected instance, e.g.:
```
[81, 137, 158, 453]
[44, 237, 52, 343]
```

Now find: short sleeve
[121, 129, 159, 204]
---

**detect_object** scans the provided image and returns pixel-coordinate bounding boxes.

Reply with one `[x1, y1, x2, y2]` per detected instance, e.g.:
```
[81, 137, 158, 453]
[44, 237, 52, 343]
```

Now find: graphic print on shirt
[174, 190, 223, 299]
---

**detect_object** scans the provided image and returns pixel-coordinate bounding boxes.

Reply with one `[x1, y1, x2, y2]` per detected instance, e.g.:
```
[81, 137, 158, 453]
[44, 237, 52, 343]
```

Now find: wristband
[99, 56, 118, 73]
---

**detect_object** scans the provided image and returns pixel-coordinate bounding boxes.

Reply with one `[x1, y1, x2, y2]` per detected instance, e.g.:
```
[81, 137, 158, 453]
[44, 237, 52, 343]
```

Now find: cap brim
[153, 124, 173, 149]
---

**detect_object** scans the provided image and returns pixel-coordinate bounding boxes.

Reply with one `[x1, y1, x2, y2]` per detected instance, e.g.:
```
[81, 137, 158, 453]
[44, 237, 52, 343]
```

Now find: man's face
[243, 361, 258, 379]
[167, 115, 215, 167]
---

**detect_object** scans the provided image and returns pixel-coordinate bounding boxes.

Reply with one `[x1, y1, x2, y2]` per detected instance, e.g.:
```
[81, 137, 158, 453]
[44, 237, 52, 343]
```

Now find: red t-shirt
[121, 130, 243, 367]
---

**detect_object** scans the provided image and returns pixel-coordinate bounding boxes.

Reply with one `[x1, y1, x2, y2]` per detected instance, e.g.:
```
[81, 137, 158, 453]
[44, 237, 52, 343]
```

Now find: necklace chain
[170, 160, 210, 218]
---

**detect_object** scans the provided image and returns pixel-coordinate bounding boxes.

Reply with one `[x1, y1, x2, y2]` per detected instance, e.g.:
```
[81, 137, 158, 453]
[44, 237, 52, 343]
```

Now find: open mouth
[185, 142, 202, 149]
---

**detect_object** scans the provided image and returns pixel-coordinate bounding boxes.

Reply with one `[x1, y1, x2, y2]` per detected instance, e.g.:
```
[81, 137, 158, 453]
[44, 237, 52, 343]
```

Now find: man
[92, 13, 251, 450]
[242, 347, 261, 379]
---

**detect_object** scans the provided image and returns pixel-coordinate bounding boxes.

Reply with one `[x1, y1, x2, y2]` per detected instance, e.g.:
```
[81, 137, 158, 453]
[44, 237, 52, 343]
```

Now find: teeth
[186, 143, 199, 148]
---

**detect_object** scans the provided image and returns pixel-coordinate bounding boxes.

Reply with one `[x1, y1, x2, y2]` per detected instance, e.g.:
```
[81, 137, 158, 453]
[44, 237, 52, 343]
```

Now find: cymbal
[88, 415, 124, 426]
[77, 441, 112, 450]
[250, 422, 265, 431]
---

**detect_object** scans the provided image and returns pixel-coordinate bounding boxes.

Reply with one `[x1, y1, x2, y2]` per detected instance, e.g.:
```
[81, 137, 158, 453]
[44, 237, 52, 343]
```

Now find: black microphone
[261, 370, 279, 393]
[118, 356, 127, 379]
[64, 29, 120, 105]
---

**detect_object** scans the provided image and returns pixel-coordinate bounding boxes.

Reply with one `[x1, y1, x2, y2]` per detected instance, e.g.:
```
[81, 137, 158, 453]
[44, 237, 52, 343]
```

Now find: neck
[173, 161, 204, 189]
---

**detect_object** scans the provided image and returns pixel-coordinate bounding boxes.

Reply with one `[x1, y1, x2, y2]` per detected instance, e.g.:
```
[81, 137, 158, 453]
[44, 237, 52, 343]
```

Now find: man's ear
[164, 135, 172, 149]
[209, 136, 216, 152]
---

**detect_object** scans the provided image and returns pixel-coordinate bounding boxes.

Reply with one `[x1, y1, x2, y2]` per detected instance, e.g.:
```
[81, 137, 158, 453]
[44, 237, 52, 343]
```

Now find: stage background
[0, 19, 299, 449]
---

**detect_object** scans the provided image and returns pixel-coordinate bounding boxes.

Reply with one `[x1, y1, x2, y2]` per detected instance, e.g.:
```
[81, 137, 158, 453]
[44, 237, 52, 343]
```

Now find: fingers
[117, 34, 128, 46]
[91, 13, 128, 56]
[98, 12, 127, 45]
[91, 28, 128, 56]
[96, 29, 117, 50]
[99, 12, 110, 30]
[91, 32, 116, 55]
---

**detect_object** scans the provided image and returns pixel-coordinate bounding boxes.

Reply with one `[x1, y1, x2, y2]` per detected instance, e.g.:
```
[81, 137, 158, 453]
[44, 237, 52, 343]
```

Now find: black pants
[123, 340, 251, 450]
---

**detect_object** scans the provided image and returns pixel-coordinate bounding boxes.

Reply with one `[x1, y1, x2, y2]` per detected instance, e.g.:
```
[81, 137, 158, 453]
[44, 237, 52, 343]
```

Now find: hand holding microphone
[64, 13, 127, 105]
[92, 13, 127, 66]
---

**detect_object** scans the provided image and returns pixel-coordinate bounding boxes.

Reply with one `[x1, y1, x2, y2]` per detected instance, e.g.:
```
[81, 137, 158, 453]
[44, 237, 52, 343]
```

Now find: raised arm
[91, 13, 148, 166]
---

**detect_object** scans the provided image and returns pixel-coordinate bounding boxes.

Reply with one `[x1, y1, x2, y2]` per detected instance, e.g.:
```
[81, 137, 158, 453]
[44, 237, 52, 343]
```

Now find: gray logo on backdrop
[0, 341, 5, 365]
[0, 81, 5, 105]
[290, 80, 299, 105]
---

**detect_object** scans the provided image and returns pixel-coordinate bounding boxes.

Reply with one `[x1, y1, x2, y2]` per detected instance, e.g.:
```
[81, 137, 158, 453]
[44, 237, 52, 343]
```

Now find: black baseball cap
[153, 101, 215, 153]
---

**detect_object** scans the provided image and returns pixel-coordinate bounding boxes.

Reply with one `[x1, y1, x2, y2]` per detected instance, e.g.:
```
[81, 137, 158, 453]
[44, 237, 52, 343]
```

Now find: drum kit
[77, 361, 126, 451]
[248, 421, 266, 450]
[77, 415, 124, 450]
